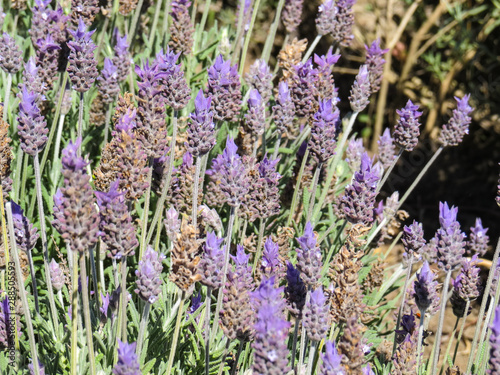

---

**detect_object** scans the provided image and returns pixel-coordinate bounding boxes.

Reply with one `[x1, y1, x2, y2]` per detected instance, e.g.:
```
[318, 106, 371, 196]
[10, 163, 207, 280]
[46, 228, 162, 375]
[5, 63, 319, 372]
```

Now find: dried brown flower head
[278, 38, 308, 80]
[337, 316, 366, 374]
[0, 105, 13, 198]
[119, 0, 139, 16]
[113, 93, 136, 126]
[90, 92, 106, 126]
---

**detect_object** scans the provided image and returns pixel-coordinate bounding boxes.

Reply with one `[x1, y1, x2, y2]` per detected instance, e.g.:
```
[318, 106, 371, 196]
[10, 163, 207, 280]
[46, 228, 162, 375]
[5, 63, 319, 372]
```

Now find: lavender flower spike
[17, 86, 49, 156]
[282, 0, 304, 34]
[394, 100, 423, 152]
[67, 18, 98, 92]
[365, 39, 389, 93]
[49, 259, 65, 291]
[113, 340, 141, 375]
[450, 255, 482, 317]
[316, 0, 337, 36]
[245, 89, 266, 136]
[272, 81, 296, 135]
[245, 59, 273, 104]
[112, 29, 131, 83]
[0, 32, 22, 74]
[319, 340, 345, 375]
[285, 261, 306, 317]
[467, 217, 489, 256]
[261, 237, 282, 279]
[402, 220, 426, 264]
[349, 65, 371, 113]
[198, 231, 225, 289]
[308, 99, 340, 163]
[488, 306, 500, 374]
[413, 261, 440, 315]
[135, 246, 165, 304]
[439, 94, 473, 147]
[377, 128, 397, 169]
[296, 222, 323, 288]
[10, 201, 39, 253]
[98, 58, 120, 105]
[345, 137, 364, 172]
[303, 287, 330, 341]
[331, 0, 356, 47]
[186, 90, 216, 157]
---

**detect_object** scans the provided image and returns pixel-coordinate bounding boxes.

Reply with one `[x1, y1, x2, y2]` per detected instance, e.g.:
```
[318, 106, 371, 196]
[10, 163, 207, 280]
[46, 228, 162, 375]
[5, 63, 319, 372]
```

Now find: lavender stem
[162, 0, 172, 40]
[139, 157, 153, 259]
[148, 0, 164, 47]
[77, 92, 84, 156]
[452, 300, 469, 363]
[80, 253, 96, 375]
[6, 202, 40, 375]
[392, 253, 414, 355]
[261, 0, 285, 63]
[128, 0, 145, 45]
[104, 103, 112, 145]
[136, 302, 151, 358]
[51, 114, 66, 185]
[302, 35, 322, 64]
[287, 148, 309, 227]
[272, 133, 282, 160]
[251, 218, 266, 275]
[13, 149, 23, 202]
[204, 287, 212, 375]
[198, 0, 211, 36]
[231, 340, 244, 375]
[120, 257, 128, 342]
[298, 291, 311, 373]
[166, 291, 187, 375]
[291, 317, 301, 369]
[376, 148, 404, 193]
[306, 340, 317, 375]
[192, 156, 202, 232]
[70, 248, 78, 375]
[306, 162, 323, 223]
[2, 73, 12, 122]
[416, 308, 426, 374]
[26, 249, 40, 312]
[238, 0, 262, 77]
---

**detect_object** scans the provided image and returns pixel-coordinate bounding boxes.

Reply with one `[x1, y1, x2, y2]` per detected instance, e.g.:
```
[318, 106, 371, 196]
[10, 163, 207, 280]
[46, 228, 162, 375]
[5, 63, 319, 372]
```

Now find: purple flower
[164, 207, 181, 241]
[285, 261, 306, 317]
[112, 29, 131, 83]
[394, 100, 423, 152]
[206, 137, 249, 207]
[49, 259, 65, 291]
[10, 201, 39, 253]
[135, 246, 165, 304]
[365, 39, 388, 93]
[169, 0, 195, 55]
[113, 340, 141, 375]
[345, 137, 364, 171]
[308, 99, 340, 163]
[34, 34, 61, 92]
[413, 261, 440, 315]
[303, 287, 330, 341]
[0, 32, 22, 74]
[245, 59, 273, 104]
[207, 55, 242, 122]
[198, 231, 225, 289]
[282, 0, 304, 34]
[251, 277, 286, 313]
[488, 306, 500, 374]
[349, 65, 371, 113]
[450, 255, 482, 317]
[331, 0, 356, 47]
[98, 57, 120, 105]
[439, 94, 473, 147]
[316, 0, 337, 36]
[155, 48, 191, 110]
[339, 153, 381, 224]
[186, 89, 216, 157]
[67, 18, 98, 92]
[314, 50, 341, 101]
[467, 218, 489, 256]
[402, 221, 426, 262]
[95, 180, 138, 259]
[428, 202, 466, 272]
[377, 128, 397, 169]
[28, 361, 46, 375]
[296, 222, 323, 288]
[289, 58, 319, 119]
[245, 89, 266, 137]
[20, 57, 45, 96]
[52, 138, 100, 253]
[231, 245, 254, 291]
[186, 291, 203, 321]
[17, 86, 49, 156]
[0, 295, 21, 348]
[318, 340, 345, 375]
[261, 237, 282, 279]
[272, 81, 296, 135]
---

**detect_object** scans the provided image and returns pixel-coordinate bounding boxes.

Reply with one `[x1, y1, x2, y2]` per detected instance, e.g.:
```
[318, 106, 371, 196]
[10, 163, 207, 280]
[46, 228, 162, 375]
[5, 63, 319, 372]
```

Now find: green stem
[198, 0, 211, 37]
[136, 302, 151, 358]
[161, 0, 172, 40]
[261, 0, 285, 63]
[89, 247, 99, 302]
[231, 340, 244, 375]
[166, 291, 186, 375]
[430, 270, 452, 375]
[211, 206, 236, 340]
[287, 148, 309, 227]
[26, 249, 40, 313]
[306, 162, 322, 223]
[128, 0, 146, 45]
[306, 340, 317, 375]
[438, 317, 459, 375]
[120, 257, 128, 342]
[192, 156, 202, 231]
[251, 218, 266, 275]
[148, 0, 164, 47]
[291, 317, 301, 369]
[271, 133, 282, 160]
[95, 16, 110, 60]
[231, 0, 246, 65]
[2, 73, 12, 122]
[51, 114, 66, 186]
[392, 254, 414, 355]
[78, 92, 84, 156]
[34, 154, 59, 328]
[70, 247, 78, 375]
[217, 341, 230, 375]
[204, 287, 212, 375]
[452, 301, 470, 363]
[13, 149, 23, 202]
[80, 253, 96, 375]
[376, 148, 403, 194]
[298, 291, 311, 373]
[312, 112, 358, 222]
[416, 309, 426, 375]
[6, 202, 40, 375]
[146, 112, 178, 244]
[139, 157, 154, 259]
[103, 102, 113, 146]
[238, 0, 262, 77]
[477, 273, 500, 373]
[20, 150, 29, 204]
[302, 35, 322, 63]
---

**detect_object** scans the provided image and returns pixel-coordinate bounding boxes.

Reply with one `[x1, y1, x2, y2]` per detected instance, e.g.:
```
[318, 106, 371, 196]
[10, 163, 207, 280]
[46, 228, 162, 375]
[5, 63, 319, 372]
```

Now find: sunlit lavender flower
[98, 58, 120, 105]
[35, 34, 61, 91]
[0, 32, 22, 74]
[316, 0, 337, 36]
[186, 292, 203, 321]
[296, 222, 322, 288]
[155, 48, 191, 110]
[245, 89, 266, 136]
[377, 128, 397, 169]
[308, 99, 340, 163]
[314, 50, 341, 101]
[251, 276, 287, 313]
[282, 0, 304, 33]
[261, 237, 282, 279]
[206, 137, 249, 207]
[135, 246, 165, 304]
[30, 0, 53, 46]
[231, 245, 254, 291]
[245, 59, 273, 104]
[349, 65, 371, 113]
[252, 280, 291, 375]
[365, 39, 388, 93]
[340, 153, 381, 224]
[467, 218, 489, 256]
[345, 137, 364, 171]
[272, 81, 296, 135]
[303, 287, 330, 341]
[186, 89, 215, 157]
[450, 255, 482, 317]
[169, 0, 194, 55]
[289, 58, 319, 119]
[10, 201, 39, 253]
[67, 18, 98, 92]
[285, 261, 306, 317]
[439, 94, 473, 147]
[17, 86, 48, 156]
[488, 306, 500, 374]
[319, 340, 345, 375]
[113, 340, 141, 375]
[20, 57, 45, 96]
[95, 180, 138, 259]
[52, 138, 100, 253]
[112, 29, 131, 83]
[207, 55, 242, 122]
[428, 202, 466, 272]
[164, 207, 181, 241]
[331, 0, 356, 47]
[198, 231, 225, 289]
[402, 220, 426, 264]
[49, 259, 65, 291]
[413, 261, 440, 315]
[394, 100, 423, 152]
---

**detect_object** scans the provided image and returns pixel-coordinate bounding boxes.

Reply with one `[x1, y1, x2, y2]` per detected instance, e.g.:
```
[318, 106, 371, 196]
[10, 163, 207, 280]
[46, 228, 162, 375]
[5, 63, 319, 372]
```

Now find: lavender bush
[0, 2, 497, 375]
